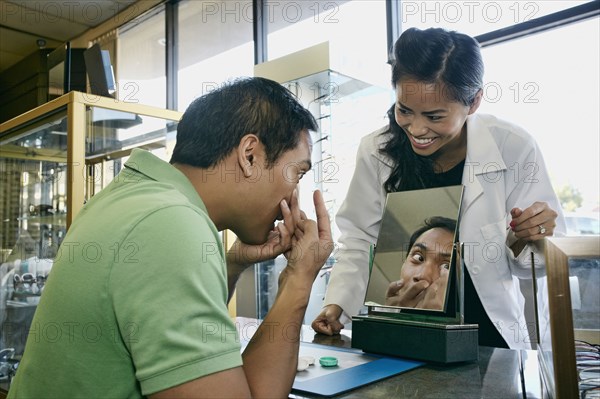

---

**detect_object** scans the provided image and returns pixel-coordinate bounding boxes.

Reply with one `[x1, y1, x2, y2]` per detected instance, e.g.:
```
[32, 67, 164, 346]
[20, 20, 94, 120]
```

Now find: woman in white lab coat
[311, 27, 565, 349]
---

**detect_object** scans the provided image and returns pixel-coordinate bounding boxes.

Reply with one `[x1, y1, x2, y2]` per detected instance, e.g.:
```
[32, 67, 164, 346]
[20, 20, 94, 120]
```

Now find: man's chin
[237, 229, 272, 246]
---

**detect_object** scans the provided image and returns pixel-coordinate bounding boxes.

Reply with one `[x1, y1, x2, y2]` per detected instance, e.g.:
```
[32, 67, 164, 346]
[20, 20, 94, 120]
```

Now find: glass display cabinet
[0, 92, 182, 368]
[537, 236, 600, 398]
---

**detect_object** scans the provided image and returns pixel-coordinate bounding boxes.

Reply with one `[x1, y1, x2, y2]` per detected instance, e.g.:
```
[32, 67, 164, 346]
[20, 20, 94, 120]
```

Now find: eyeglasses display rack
[0, 92, 182, 382]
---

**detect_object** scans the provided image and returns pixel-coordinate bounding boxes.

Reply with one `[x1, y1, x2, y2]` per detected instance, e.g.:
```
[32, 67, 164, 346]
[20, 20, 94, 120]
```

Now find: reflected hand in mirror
[385, 267, 449, 309]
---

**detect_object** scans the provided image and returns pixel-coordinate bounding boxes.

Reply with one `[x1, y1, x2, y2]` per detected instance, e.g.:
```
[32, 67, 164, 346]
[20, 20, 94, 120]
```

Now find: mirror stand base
[351, 315, 479, 364]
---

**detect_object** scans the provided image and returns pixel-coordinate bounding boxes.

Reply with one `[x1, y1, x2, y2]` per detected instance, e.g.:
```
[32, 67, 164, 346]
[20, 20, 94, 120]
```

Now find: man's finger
[280, 199, 294, 237]
[290, 188, 302, 226]
[276, 222, 291, 250]
[386, 281, 401, 297]
[403, 280, 429, 299]
[313, 190, 332, 241]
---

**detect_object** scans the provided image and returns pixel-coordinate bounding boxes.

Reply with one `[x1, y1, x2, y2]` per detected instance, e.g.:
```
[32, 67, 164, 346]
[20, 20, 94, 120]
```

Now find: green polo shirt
[8, 149, 242, 398]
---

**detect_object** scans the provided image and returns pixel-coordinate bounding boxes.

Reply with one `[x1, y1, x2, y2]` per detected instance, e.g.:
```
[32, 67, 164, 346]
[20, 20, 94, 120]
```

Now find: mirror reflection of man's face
[385, 224, 455, 309]
[401, 227, 454, 285]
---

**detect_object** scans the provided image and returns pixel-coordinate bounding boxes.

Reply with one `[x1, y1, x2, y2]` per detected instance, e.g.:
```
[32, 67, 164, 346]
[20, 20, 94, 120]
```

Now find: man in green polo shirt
[8, 77, 333, 398]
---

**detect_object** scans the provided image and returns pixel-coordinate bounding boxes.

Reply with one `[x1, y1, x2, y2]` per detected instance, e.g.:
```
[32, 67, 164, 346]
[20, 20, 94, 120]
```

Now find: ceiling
[0, 0, 138, 73]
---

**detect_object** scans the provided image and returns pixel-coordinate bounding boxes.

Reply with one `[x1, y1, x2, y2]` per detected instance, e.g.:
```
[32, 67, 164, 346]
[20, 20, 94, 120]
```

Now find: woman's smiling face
[394, 78, 480, 162]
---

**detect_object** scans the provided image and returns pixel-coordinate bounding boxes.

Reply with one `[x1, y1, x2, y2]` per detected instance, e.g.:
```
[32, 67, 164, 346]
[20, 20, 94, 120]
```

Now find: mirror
[364, 186, 464, 312]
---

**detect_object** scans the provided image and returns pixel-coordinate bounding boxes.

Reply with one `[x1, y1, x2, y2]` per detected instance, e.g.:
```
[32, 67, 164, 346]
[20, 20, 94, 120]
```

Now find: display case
[0, 92, 182, 371]
[537, 236, 600, 398]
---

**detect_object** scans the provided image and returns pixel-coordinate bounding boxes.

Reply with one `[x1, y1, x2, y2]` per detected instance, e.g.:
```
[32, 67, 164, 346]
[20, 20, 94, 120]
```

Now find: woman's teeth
[413, 137, 435, 144]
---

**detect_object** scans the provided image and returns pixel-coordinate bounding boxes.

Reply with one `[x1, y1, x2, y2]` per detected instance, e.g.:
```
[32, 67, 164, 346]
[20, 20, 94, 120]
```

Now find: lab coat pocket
[479, 218, 513, 291]
[480, 217, 507, 241]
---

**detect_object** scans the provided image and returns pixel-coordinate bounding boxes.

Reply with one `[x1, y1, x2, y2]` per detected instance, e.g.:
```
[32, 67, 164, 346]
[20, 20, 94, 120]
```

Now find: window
[177, 0, 254, 112]
[267, 0, 388, 65]
[117, 6, 166, 108]
[479, 16, 600, 215]
[401, 1, 591, 37]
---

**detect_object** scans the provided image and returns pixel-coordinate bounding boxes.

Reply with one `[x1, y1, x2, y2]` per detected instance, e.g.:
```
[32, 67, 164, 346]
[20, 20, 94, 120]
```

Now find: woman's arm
[503, 134, 566, 277]
[314, 131, 390, 332]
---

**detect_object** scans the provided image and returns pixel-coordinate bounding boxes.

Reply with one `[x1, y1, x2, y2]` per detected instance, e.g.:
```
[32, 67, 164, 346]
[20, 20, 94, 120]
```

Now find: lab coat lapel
[461, 114, 507, 214]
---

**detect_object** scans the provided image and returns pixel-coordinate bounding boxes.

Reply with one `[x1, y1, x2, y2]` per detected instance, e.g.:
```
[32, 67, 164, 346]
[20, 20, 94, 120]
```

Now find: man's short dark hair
[407, 216, 457, 252]
[170, 77, 318, 168]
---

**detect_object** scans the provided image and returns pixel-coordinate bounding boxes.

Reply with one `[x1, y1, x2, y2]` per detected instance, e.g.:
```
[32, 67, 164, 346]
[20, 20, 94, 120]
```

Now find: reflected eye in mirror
[410, 253, 424, 263]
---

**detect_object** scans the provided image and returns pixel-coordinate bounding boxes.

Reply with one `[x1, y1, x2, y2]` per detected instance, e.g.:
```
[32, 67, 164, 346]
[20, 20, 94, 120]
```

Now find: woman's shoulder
[357, 125, 395, 166]
[470, 113, 537, 146]
[472, 113, 531, 136]
[360, 125, 392, 151]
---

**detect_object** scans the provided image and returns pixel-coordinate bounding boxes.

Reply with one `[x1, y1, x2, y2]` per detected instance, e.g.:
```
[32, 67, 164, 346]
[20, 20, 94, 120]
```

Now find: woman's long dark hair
[381, 28, 484, 193]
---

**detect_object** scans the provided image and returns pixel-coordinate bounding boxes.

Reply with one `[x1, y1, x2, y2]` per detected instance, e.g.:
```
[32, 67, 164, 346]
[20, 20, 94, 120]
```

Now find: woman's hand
[509, 201, 558, 257]
[311, 304, 345, 336]
[510, 201, 558, 242]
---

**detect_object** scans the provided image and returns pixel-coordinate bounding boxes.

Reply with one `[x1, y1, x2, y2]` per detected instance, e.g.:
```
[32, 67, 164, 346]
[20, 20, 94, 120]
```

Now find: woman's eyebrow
[397, 101, 446, 115]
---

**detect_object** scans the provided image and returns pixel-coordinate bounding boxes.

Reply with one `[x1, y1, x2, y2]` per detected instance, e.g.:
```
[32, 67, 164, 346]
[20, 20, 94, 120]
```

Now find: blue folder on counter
[292, 341, 423, 397]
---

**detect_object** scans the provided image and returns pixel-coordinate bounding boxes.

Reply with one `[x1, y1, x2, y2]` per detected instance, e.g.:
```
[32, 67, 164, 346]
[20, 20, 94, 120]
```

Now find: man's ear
[237, 134, 260, 177]
[468, 89, 483, 114]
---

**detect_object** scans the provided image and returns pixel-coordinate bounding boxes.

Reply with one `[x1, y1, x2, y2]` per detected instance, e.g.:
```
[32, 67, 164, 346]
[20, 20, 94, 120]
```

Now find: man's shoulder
[72, 176, 215, 247]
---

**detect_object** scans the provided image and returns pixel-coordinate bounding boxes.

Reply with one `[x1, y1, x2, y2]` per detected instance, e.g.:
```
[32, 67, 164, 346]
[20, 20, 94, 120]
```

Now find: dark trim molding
[253, 0, 267, 64]
[165, 0, 178, 110]
[475, 0, 600, 47]
[386, 0, 401, 64]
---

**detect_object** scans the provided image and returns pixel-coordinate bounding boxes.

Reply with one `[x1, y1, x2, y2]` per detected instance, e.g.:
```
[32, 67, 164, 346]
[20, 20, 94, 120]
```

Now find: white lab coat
[323, 113, 566, 349]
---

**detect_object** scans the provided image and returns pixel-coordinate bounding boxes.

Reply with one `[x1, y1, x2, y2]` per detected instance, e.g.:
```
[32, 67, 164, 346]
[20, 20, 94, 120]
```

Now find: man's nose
[413, 263, 439, 284]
